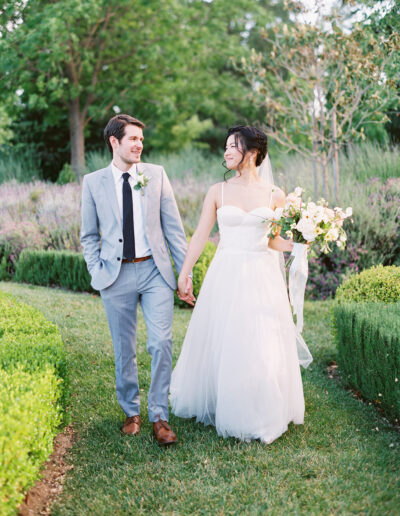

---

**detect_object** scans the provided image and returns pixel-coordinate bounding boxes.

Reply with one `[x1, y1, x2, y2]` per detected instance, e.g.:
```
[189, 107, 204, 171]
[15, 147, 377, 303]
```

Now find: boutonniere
[134, 172, 151, 196]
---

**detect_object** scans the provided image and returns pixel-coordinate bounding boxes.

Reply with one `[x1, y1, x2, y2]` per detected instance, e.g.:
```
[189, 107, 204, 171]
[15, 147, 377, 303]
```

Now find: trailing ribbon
[289, 242, 308, 334]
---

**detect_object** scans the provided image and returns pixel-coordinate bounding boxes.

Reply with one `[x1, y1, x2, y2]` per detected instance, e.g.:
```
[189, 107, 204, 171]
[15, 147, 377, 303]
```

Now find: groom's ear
[109, 135, 118, 150]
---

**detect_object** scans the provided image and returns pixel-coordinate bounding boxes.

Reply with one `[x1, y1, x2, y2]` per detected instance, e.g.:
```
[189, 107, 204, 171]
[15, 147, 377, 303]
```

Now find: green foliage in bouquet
[174, 240, 217, 308]
[0, 292, 67, 515]
[15, 249, 94, 292]
[333, 302, 400, 421]
[335, 265, 400, 303]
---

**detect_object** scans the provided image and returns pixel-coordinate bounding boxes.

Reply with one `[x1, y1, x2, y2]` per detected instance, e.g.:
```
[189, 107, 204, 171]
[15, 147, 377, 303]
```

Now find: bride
[170, 125, 312, 444]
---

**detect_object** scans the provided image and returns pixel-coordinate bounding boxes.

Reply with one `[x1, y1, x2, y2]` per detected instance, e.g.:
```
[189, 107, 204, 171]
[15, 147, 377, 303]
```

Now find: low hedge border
[13, 243, 218, 305]
[333, 302, 400, 422]
[15, 249, 94, 293]
[0, 368, 62, 516]
[0, 292, 67, 515]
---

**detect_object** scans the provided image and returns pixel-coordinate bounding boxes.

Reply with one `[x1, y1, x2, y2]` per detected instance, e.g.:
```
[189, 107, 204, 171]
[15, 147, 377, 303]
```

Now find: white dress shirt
[111, 162, 151, 258]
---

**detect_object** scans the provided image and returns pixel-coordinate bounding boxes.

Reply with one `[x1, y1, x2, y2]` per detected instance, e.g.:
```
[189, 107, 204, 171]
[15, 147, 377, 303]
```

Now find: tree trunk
[331, 110, 340, 205]
[321, 150, 328, 200]
[68, 98, 85, 175]
[312, 110, 319, 199]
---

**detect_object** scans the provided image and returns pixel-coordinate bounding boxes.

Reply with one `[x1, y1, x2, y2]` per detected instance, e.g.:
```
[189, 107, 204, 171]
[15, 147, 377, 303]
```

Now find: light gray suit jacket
[80, 162, 187, 291]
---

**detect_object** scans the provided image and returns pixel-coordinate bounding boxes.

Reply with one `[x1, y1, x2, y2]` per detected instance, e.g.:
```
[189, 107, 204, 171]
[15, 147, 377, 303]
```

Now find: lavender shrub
[1, 171, 398, 299]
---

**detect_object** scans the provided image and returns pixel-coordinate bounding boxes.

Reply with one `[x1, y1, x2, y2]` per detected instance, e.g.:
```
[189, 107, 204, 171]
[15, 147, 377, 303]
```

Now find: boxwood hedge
[333, 302, 400, 421]
[0, 292, 67, 515]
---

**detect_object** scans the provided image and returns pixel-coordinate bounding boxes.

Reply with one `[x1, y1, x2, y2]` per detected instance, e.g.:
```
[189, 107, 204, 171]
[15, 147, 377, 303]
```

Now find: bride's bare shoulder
[271, 185, 285, 197]
[203, 182, 223, 205]
[271, 185, 286, 205]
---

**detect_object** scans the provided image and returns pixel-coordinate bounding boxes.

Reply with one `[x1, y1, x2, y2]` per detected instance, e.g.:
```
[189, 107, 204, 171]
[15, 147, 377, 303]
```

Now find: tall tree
[1, 0, 194, 173]
[0, 0, 285, 176]
[241, 1, 399, 199]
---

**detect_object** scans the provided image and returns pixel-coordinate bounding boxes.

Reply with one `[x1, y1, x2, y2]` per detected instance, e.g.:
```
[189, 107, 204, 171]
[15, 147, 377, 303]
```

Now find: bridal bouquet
[269, 187, 352, 333]
[269, 187, 353, 255]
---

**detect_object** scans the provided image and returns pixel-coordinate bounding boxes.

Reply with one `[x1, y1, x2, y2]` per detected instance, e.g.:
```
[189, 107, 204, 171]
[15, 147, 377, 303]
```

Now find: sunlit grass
[1, 282, 399, 515]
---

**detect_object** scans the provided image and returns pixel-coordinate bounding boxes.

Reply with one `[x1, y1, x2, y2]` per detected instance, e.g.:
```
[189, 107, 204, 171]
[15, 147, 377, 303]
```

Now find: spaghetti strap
[268, 187, 273, 209]
[221, 182, 224, 207]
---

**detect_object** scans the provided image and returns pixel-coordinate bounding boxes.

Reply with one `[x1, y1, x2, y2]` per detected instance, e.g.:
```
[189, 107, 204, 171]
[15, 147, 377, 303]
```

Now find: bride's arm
[178, 184, 219, 293]
[268, 187, 294, 253]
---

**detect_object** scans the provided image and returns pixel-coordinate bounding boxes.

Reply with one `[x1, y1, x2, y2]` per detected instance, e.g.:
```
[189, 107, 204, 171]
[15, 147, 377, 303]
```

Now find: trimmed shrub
[0, 291, 68, 408]
[14, 244, 217, 306]
[333, 302, 400, 421]
[0, 242, 14, 280]
[0, 292, 67, 515]
[0, 368, 61, 516]
[335, 265, 400, 303]
[174, 240, 217, 307]
[15, 249, 94, 292]
[57, 163, 76, 185]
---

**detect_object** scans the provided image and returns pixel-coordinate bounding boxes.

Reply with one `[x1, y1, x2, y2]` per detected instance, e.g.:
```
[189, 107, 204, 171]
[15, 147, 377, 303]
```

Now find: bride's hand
[177, 275, 196, 306]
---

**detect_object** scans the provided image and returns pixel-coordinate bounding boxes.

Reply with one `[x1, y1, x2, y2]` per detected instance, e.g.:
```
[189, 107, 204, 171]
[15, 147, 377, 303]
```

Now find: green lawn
[1, 282, 399, 515]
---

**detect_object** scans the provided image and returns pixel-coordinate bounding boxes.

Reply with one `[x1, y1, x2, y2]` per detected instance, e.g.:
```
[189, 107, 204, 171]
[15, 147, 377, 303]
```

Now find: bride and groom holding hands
[80, 114, 312, 446]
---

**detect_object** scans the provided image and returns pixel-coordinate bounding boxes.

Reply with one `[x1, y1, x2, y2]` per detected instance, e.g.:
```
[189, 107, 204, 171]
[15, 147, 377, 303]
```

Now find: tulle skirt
[170, 247, 306, 444]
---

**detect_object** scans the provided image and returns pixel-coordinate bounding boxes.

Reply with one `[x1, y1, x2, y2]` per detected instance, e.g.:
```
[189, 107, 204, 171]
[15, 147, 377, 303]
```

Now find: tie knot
[122, 172, 130, 182]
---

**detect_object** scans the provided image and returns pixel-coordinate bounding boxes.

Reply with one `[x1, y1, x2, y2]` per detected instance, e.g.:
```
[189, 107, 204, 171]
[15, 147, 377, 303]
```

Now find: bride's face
[224, 135, 244, 170]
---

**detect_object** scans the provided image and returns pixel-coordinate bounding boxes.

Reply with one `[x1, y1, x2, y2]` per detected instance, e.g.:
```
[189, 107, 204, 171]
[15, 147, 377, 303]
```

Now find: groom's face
[111, 124, 144, 165]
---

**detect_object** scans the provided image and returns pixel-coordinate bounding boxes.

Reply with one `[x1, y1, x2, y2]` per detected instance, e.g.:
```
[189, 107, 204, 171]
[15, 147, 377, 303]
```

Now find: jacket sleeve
[159, 168, 188, 275]
[80, 176, 101, 275]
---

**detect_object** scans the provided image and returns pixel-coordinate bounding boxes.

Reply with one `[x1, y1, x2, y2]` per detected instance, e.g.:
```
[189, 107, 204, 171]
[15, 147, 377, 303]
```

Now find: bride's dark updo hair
[225, 125, 268, 167]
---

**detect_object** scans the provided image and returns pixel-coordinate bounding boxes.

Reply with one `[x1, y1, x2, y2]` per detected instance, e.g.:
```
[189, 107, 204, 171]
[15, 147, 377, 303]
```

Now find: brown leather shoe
[122, 415, 141, 435]
[152, 420, 178, 446]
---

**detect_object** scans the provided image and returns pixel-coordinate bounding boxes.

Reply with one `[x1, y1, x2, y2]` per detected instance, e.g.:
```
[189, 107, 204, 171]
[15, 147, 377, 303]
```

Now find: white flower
[134, 172, 151, 194]
[294, 186, 304, 197]
[285, 193, 302, 209]
[271, 207, 284, 221]
[325, 227, 339, 242]
[296, 217, 317, 242]
[345, 207, 353, 217]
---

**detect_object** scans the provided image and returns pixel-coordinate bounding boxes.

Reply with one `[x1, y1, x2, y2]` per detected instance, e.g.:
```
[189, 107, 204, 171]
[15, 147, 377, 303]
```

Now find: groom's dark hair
[104, 114, 146, 153]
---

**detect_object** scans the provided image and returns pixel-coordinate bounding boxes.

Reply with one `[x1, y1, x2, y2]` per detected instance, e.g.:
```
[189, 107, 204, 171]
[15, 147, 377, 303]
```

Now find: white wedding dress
[170, 187, 311, 444]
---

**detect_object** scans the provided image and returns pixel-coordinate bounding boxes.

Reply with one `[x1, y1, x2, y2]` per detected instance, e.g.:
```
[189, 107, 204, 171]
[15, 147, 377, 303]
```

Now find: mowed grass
[1, 282, 399, 515]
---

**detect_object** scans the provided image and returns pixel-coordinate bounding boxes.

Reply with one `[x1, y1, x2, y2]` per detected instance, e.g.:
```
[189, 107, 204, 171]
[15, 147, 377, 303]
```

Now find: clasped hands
[177, 275, 196, 306]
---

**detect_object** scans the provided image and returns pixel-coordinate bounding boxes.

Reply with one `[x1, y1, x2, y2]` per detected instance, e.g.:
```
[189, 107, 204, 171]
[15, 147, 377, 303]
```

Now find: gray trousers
[100, 258, 174, 422]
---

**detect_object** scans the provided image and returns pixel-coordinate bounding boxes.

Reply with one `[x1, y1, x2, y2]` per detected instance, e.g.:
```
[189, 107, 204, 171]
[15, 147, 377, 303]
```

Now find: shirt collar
[111, 161, 137, 182]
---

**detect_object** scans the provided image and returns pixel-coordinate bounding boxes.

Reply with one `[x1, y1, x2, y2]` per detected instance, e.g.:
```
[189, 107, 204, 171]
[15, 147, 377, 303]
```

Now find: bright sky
[298, 0, 345, 24]
[298, 0, 394, 25]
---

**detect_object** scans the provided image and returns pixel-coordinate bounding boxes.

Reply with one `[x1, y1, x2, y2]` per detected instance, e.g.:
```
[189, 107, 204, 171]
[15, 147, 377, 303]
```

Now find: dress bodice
[217, 205, 274, 253]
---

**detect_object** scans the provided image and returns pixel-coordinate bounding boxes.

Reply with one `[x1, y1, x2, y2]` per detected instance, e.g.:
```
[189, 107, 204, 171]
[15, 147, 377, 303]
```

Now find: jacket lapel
[137, 162, 148, 222]
[101, 165, 122, 230]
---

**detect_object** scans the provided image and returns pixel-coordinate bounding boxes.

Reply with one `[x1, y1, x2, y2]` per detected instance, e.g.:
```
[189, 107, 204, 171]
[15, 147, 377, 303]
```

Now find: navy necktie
[122, 172, 135, 259]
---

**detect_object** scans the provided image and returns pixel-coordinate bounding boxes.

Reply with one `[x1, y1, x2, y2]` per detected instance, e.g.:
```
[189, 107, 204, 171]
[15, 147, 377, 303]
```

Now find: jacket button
[117, 257, 121, 261]
[119, 238, 123, 242]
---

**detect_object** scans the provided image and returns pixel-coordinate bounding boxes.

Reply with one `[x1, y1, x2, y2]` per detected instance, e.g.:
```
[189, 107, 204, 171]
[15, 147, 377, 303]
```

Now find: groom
[80, 114, 193, 445]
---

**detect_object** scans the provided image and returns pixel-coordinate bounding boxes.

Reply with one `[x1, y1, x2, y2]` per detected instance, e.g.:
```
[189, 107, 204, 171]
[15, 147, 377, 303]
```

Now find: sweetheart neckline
[217, 205, 274, 215]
